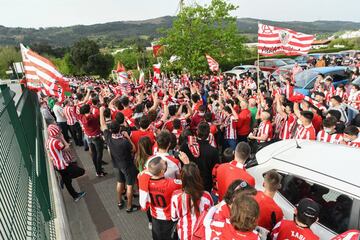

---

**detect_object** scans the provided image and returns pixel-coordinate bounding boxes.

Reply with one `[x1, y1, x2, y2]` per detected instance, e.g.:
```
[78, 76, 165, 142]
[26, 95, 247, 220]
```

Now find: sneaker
[148, 223, 152, 230]
[126, 205, 140, 213]
[118, 199, 125, 210]
[101, 161, 108, 165]
[74, 191, 87, 202]
[96, 172, 108, 177]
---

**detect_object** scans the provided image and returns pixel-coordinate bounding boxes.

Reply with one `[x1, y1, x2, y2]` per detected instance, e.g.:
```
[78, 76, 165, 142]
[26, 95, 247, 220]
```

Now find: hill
[1, 16, 360, 47]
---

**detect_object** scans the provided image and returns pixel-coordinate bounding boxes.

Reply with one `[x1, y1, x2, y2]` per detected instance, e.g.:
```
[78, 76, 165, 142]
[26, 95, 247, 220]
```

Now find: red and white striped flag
[258, 23, 315, 56]
[20, 44, 70, 101]
[153, 63, 161, 86]
[205, 54, 219, 72]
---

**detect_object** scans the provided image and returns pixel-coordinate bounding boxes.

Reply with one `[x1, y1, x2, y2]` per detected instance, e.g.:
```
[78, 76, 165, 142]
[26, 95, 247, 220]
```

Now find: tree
[114, 47, 142, 70]
[68, 38, 114, 77]
[160, 0, 249, 75]
[0, 47, 21, 78]
[85, 53, 114, 78]
[69, 39, 100, 75]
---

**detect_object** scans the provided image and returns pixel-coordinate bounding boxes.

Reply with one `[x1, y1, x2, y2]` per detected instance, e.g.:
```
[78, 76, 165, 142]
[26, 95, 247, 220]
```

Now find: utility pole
[179, 0, 184, 13]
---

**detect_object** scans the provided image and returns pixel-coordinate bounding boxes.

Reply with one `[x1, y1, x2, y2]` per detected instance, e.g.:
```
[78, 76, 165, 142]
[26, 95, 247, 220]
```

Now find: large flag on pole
[205, 54, 219, 72]
[20, 44, 70, 101]
[258, 23, 315, 56]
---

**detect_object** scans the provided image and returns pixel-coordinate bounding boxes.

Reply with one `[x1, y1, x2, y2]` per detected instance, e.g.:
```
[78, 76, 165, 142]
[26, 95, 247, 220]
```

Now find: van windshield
[295, 70, 319, 88]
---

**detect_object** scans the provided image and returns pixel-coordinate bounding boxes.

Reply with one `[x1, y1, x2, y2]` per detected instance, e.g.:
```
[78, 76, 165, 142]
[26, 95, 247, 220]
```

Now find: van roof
[256, 140, 360, 189]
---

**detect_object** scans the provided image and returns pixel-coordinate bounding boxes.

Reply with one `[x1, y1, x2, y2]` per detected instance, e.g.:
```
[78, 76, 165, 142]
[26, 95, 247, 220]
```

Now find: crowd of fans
[41, 58, 360, 240]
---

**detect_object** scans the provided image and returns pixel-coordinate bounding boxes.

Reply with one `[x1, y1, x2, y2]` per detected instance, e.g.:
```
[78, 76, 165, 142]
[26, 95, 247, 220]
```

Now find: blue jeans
[225, 139, 237, 151]
[88, 137, 104, 174]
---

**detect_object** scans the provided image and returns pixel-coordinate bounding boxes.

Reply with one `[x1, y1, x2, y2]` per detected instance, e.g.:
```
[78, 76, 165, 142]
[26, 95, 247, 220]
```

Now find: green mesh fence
[0, 85, 55, 240]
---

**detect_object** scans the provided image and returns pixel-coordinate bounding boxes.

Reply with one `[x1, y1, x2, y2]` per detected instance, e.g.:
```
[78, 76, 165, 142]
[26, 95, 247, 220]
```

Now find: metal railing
[0, 85, 69, 239]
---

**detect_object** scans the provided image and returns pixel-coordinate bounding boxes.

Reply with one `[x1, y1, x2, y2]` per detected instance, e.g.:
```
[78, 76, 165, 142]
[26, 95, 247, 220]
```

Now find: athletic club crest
[279, 30, 291, 45]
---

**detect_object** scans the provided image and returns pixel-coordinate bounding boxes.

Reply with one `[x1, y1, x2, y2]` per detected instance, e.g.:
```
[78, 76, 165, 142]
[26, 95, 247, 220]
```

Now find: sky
[1, 0, 359, 28]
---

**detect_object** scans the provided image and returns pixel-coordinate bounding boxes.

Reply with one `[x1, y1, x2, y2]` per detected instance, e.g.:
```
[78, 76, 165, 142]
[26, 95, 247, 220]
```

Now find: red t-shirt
[271, 220, 319, 240]
[312, 113, 322, 133]
[130, 130, 156, 149]
[210, 124, 218, 135]
[237, 109, 252, 136]
[190, 114, 204, 131]
[163, 119, 174, 132]
[213, 160, 255, 201]
[121, 108, 133, 119]
[254, 191, 284, 231]
[79, 113, 102, 138]
[111, 109, 120, 120]
[207, 220, 260, 240]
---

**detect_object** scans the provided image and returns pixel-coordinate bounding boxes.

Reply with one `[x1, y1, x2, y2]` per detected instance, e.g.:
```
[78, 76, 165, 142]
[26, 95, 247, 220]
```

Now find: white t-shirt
[53, 104, 67, 123]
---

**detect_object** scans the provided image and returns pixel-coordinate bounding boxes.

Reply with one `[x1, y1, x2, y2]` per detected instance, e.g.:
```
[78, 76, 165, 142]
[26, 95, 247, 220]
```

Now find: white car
[247, 140, 360, 239]
[223, 69, 249, 79]
[232, 65, 257, 72]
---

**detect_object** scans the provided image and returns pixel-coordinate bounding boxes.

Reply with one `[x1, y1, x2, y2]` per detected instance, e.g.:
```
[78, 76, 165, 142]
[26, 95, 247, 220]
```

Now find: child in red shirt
[271, 198, 320, 240]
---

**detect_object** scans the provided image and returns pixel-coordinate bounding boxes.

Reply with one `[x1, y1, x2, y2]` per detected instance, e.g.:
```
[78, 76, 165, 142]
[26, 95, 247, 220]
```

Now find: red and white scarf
[187, 136, 200, 158]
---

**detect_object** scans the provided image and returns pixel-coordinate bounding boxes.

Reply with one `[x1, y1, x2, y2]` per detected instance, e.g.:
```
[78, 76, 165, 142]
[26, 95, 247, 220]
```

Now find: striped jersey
[257, 120, 273, 143]
[294, 124, 316, 140]
[63, 106, 78, 126]
[140, 175, 182, 220]
[345, 137, 360, 148]
[279, 114, 296, 140]
[171, 190, 213, 240]
[316, 130, 343, 144]
[47, 137, 71, 170]
[224, 115, 237, 140]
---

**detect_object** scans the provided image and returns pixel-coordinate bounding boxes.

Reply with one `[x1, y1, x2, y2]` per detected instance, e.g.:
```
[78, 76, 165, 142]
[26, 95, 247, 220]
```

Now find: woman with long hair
[135, 136, 152, 172]
[171, 162, 213, 240]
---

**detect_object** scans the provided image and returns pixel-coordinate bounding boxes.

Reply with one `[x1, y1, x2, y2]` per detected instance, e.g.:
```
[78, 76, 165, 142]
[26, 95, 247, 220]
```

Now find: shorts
[115, 166, 137, 185]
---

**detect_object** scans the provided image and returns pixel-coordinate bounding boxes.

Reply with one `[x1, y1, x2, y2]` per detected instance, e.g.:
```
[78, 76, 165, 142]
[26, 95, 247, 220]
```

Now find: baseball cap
[296, 198, 320, 225]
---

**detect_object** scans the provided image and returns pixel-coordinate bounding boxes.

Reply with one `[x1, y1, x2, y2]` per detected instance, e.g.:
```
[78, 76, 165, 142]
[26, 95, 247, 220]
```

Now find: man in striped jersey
[317, 116, 343, 144]
[47, 124, 86, 201]
[294, 103, 316, 140]
[248, 111, 273, 148]
[63, 99, 83, 146]
[139, 157, 182, 240]
[342, 126, 360, 148]
[222, 103, 239, 150]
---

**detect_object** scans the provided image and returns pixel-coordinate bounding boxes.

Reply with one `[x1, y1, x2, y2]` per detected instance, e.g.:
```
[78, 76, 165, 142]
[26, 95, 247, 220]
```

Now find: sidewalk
[61, 145, 152, 240]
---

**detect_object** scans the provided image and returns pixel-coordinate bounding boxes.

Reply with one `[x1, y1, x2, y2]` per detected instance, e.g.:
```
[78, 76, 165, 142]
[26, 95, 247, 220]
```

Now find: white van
[247, 139, 360, 239]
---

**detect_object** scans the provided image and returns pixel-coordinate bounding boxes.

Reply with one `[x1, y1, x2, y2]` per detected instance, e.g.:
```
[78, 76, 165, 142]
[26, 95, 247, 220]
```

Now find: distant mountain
[1, 16, 359, 47]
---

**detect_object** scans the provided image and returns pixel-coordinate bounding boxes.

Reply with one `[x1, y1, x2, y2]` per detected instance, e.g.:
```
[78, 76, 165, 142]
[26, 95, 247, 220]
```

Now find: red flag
[205, 54, 219, 72]
[116, 62, 125, 72]
[152, 44, 162, 57]
[258, 23, 314, 56]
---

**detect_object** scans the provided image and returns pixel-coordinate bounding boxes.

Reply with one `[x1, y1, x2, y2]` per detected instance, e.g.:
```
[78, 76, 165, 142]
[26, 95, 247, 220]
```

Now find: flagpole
[257, 51, 260, 92]
[257, 21, 261, 92]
